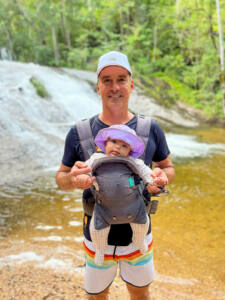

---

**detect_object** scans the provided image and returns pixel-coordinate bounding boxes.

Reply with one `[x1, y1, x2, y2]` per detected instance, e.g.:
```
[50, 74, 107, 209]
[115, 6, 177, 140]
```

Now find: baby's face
[105, 138, 131, 157]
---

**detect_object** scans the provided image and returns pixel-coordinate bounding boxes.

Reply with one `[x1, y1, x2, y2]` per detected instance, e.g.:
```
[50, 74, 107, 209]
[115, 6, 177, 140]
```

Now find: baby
[80, 125, 157, 265]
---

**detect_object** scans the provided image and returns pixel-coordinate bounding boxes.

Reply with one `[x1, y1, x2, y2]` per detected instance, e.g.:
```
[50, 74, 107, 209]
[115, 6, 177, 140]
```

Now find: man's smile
[108, 94, 123, 99]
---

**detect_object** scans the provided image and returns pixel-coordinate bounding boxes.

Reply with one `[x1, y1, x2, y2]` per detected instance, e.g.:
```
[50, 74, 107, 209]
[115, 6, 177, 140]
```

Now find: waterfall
[0, 61, 101, 185]
[0, 61, 224, 185]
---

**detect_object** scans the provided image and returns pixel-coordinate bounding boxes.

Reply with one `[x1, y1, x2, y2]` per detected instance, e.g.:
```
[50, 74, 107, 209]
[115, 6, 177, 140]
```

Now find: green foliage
[30, 77, 49, 98]
[0, 0, 224, 118]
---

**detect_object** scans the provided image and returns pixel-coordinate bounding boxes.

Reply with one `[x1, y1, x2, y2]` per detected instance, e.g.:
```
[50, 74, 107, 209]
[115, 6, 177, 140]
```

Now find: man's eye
[122, 144, 128, 148]
[111, 140, 117, 144]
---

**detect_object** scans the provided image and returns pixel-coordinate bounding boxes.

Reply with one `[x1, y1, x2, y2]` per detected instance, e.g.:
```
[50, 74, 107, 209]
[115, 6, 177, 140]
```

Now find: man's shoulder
[74, 115, 97, 127]
[137, 115, 159, 127]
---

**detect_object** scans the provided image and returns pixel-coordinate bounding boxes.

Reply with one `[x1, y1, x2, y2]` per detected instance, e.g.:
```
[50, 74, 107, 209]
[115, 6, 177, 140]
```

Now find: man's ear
[130, 79, 134, 91]
[96, 81, 100, 94]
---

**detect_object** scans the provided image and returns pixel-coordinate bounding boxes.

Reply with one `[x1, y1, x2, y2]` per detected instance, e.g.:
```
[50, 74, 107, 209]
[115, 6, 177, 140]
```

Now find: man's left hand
[147, 167, 168, 194]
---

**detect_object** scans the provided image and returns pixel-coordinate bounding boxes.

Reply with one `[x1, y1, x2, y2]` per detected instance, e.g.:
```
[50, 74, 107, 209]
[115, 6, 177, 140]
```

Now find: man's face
[96, 66, 133, 111]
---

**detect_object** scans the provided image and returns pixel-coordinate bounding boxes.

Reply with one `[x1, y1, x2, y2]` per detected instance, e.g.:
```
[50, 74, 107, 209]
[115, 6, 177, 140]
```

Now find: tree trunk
[60, 0, 71, 49]
[120, 9, 124, 36]
[216, 0, 225, 115]
[208, 2, 217, 51]
[52, 26, 60, 64]
[153, 25, 157, 61]
[126, 9, 130, 35]
[176, 0, 181, 16]
[5, 27, 15, 60]
[175, 0, 184, 53]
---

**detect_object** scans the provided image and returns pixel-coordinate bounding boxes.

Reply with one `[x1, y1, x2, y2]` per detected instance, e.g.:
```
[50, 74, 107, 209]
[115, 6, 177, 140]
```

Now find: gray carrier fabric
[91, 157, 147, 230]
[76, 119, 96, 160]
[75, 116, 155, 216]
[136, 116, 151, 162]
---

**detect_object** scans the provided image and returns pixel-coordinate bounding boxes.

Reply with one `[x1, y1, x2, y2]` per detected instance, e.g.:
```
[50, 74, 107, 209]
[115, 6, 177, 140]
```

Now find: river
[0, 61, 225, 299]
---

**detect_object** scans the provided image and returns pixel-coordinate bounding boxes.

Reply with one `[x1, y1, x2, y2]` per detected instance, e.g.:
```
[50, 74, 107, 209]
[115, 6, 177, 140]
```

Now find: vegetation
[0, 0, 224, 119]
[30, 76, 49, 98]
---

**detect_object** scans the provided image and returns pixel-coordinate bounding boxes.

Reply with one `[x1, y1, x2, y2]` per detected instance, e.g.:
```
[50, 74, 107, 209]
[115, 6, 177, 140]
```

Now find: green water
[0, 126, 224, 298]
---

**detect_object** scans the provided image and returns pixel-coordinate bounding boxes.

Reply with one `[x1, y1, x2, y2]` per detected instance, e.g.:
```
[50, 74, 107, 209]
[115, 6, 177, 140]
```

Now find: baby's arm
[134, 158, 169, 195]
[134, 158, 154, 185]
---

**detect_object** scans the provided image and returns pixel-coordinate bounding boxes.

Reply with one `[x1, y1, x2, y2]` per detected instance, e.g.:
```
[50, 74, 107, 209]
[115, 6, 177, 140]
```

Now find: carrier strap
[136, 116, 151, 164]
[76, 119, 96, 161]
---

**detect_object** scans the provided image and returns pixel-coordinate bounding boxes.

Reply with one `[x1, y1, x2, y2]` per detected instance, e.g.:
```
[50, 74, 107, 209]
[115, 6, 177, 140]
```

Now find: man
[56, 51, 175, 300]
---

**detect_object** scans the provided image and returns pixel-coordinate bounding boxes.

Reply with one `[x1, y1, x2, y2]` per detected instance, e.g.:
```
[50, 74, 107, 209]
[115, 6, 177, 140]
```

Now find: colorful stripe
[83, 240, 153, 269]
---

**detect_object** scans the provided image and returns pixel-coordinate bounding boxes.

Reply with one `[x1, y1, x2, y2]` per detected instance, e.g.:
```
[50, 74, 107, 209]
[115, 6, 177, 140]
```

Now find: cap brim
[97, 64, 132, 77]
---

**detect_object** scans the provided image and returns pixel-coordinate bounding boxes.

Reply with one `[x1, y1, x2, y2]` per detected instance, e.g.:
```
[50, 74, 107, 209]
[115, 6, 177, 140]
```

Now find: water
[0, 61, 101, 185]
[166, 132, 225, 160]
[0, 61, 225, 298]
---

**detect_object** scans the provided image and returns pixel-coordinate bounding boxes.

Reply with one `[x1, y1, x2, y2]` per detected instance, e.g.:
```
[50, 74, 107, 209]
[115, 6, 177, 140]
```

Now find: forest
[0, 0, 225, 119]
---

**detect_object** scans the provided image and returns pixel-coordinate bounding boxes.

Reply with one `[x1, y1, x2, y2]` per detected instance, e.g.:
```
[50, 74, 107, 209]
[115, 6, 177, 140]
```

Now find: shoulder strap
[136, 116, 151, 163]
[76, 119, 96, 160]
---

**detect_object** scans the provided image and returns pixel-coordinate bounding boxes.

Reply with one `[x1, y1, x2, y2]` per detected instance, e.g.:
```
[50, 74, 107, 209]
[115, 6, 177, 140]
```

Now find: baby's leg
[130, 215, 149, 253]
[90, 212, 110, 266]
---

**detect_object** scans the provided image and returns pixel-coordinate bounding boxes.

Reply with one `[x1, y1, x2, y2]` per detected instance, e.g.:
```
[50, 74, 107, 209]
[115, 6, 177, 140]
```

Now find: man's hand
[56, 161, 95, 191]
[147, 167, 168, 194]
[69, 161, 95, 189]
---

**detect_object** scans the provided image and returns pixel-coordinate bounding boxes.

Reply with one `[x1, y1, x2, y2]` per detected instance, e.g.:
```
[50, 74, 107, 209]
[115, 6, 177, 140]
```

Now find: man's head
[97, 51, 132, 77]
[96, 52, 133, 112]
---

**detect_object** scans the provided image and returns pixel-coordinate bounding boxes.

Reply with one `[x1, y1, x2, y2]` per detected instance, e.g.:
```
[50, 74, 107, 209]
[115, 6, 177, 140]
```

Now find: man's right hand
[56, 161, 95, 191]
[69, 161, 95, 189]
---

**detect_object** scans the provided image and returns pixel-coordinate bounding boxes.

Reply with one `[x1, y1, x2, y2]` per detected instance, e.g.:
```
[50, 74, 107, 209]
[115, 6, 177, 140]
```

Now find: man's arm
[56, 162, 95, 191]
[147, 156, 175, 194]
[153, 156, 175, 184]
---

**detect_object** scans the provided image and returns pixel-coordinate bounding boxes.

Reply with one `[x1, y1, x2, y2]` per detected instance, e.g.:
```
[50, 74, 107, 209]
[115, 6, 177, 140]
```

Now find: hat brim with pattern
[94, 125, 144, 158]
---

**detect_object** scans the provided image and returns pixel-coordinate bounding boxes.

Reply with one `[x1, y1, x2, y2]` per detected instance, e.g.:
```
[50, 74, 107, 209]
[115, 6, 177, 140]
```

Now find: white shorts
[83, 233, 155, 294]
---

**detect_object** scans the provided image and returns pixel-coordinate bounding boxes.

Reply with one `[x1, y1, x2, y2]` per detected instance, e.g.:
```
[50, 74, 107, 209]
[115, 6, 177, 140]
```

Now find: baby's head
[105, 138, 131, 157]
[94, 125, 144, 158]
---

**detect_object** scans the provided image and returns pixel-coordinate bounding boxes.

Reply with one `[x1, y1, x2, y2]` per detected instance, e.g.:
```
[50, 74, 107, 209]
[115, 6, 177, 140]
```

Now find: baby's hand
[74, 174, 95, 189]
[147, 168, 168, 194]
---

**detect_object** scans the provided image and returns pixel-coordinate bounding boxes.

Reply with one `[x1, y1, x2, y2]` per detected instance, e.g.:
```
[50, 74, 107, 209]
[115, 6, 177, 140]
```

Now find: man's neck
[98, 111, 134, 125]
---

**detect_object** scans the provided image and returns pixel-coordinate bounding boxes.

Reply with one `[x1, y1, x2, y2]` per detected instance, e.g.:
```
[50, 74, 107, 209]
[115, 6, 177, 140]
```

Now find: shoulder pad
[76, 119, 96, 160]
[136, 116, 151, 163]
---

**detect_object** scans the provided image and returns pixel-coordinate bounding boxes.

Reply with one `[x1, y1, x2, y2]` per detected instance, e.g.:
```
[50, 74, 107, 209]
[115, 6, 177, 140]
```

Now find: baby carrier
[76, 116, 159, 217]
[90, 156, 148, 230]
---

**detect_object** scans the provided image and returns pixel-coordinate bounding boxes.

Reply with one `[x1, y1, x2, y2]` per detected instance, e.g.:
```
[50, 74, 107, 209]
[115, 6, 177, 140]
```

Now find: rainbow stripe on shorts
[83, 240, 153, 269]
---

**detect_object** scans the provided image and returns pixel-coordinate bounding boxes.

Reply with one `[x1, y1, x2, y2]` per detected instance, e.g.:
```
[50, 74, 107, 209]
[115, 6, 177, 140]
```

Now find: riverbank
[0, 242, 223, 300]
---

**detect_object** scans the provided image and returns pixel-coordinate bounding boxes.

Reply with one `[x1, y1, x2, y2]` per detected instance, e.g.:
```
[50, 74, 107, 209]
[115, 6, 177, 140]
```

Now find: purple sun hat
[94, 125, 144, 158]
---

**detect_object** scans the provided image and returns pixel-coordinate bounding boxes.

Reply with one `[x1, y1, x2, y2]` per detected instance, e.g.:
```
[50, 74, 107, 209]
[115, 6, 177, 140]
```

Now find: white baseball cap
[97, 51, 132, 76]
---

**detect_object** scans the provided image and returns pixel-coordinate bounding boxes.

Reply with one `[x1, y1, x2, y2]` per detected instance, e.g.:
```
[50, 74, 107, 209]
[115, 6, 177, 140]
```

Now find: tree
[216, 0, 225, 116]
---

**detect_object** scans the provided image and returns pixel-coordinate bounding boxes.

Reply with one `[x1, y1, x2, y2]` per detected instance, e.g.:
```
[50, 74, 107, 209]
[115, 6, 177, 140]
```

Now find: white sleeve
[85, 153, 106, 168]
[133, 158, 154, 185]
